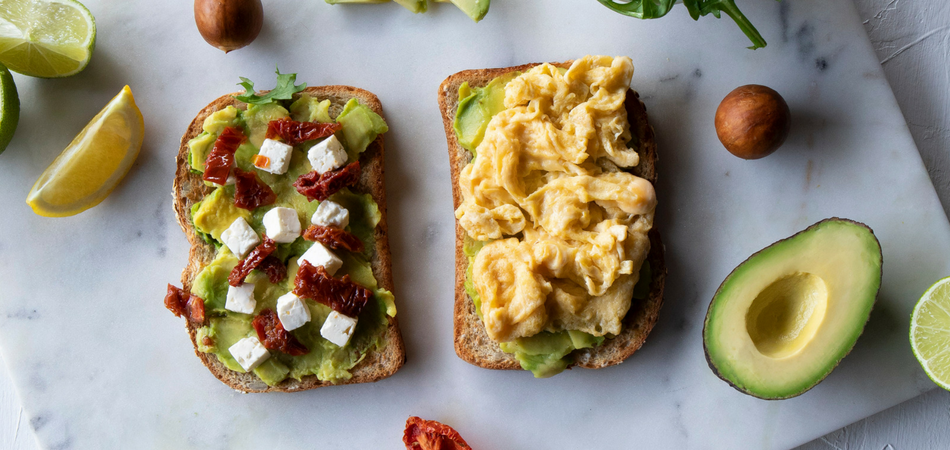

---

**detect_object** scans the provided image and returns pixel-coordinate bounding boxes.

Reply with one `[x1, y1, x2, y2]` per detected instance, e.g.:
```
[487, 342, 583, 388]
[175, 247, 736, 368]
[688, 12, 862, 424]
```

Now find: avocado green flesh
[325, 0, 485, 20]
[245, 103, 289, 148]
[290, 94, 332, 124]
[500, 331, 606, 378]
[703, 219, 882, 399]
[186, 99, 394, 386]
[394, 0, 427, 13]
[192, 188, 252, 240]
[446, 0, 490, 22]
[453, 74, 515, 154]
[336, 98, 389, 162]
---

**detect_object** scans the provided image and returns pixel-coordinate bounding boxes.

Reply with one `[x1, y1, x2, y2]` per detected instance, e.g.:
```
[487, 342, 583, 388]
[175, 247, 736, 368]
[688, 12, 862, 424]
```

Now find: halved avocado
[703, 218, 882, 399]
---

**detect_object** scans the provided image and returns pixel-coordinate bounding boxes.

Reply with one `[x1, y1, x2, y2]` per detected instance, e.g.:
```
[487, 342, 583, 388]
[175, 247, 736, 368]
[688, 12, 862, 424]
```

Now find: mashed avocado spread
[455, 56, 656, 377]
[187, 94, 394, 385]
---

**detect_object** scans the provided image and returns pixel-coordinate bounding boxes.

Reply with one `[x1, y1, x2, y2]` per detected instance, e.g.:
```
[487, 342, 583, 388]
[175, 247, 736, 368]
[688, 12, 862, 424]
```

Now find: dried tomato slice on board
[229, 236, 278, 286]
[303, 224, 364, 253]
[266, 118, 341, 145]
[164, 284, 205, 324]
[293, 161, 361, 202]
[292, 261, 371, 318]
[252, 309, 309, 356]
[403, 417, 472, 450]
[233, 168, 277, 210]
[202, 127, 245, 185]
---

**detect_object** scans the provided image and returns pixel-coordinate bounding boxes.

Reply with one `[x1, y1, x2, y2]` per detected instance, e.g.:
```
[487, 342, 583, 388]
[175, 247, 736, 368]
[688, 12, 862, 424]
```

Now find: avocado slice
[325, 0, 427, 14]
[702, 218, 882, 399]
[435, 0, 490, 22]
[394, 0, 427, 13]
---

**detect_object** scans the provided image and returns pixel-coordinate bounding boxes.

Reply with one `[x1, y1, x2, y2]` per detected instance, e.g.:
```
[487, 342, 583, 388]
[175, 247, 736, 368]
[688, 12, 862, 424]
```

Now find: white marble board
[0, 0, 947, 448]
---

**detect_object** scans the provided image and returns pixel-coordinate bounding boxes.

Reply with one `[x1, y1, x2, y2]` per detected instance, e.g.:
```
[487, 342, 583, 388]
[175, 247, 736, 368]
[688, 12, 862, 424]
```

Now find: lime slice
[910, 276, 950, 390]
[0, 0, 96, 78]
[0, 62, 19, 153]
[26, 85, 143, 217]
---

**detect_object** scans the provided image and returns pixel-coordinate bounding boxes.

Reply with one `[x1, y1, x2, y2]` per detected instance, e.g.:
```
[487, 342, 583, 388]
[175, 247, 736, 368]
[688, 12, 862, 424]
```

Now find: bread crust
[173, 86, 405, 393]
[437, 62, 666, 372]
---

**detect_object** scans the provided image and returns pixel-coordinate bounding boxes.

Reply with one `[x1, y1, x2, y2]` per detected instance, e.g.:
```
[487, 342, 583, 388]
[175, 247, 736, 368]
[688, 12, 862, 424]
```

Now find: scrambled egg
[456, 55, 657, 343]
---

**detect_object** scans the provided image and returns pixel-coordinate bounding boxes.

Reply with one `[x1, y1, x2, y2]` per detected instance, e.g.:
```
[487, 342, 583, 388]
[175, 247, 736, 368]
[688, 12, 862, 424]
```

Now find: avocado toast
[438, 58, 667, 375]
[170, 83, 405, 392]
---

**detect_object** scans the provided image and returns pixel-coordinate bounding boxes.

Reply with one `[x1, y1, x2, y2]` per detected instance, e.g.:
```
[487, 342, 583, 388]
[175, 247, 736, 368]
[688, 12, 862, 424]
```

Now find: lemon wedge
[26, 85, 143, 217]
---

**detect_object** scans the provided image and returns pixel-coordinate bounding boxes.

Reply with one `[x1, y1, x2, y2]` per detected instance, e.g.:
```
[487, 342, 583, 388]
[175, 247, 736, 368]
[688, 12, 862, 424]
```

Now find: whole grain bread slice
[437, 62, 666, 371]
[173, 86, 405, 392]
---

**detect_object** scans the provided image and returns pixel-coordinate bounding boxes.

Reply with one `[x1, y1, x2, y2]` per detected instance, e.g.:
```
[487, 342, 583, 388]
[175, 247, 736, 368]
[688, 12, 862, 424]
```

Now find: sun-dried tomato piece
[164, 284, 188, 317]
[164, 284, 205, 324]
[403, 417, 472, 450]
[258, 255, 287, 284]
[303, 224, 364, 253]
[186, 294, 206, 323]
[252, 309, 309, 356]
[202, 127, 245, 185]
[229, 236, 278, 286]
[293, 161, 361, 202]
[233, 168, 277, 210]
[266, 118, 342, 145]
[293, 261, 371, 318]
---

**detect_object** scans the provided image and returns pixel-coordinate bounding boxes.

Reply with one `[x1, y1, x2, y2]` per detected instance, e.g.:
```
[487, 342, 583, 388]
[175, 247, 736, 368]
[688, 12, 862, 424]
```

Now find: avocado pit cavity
[746, 273, 828, 359]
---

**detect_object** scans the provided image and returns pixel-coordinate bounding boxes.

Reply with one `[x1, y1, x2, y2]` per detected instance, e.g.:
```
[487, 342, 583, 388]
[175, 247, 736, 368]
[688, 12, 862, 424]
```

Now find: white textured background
[1, 0, 948, 448]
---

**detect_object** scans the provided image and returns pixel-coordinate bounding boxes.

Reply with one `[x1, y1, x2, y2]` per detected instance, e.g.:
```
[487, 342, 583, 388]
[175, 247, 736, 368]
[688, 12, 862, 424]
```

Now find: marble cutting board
[0, 0, 947, 448]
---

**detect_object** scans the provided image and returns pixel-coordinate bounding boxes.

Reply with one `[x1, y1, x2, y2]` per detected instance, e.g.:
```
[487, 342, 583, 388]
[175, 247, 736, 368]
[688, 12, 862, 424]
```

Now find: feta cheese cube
[311, 200, 350, 229]
[276, 293, 311, 331]
[219, 217, 259, 258]
[228, 336, 270, 372]
[297, 242, 343, 276]
[262, 207, 301, 243]
[225, 283, 256, 314]
[256, 139, 294, 175]
[320, 310, 358, 347]
[307, 135, 347, 174]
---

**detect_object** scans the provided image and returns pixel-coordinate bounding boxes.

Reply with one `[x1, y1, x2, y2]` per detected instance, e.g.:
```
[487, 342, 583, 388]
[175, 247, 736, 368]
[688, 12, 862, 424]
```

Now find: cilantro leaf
[234, 67, 307, 105]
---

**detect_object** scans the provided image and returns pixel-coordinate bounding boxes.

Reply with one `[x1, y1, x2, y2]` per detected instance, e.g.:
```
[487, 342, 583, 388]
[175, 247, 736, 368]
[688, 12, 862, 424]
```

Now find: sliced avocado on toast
[172, 85, 405, 393]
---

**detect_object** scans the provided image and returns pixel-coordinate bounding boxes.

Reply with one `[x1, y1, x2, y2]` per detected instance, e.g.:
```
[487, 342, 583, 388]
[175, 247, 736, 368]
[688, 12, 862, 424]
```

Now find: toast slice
[438, 62, 666, 371]
[173, 86, 405, 392]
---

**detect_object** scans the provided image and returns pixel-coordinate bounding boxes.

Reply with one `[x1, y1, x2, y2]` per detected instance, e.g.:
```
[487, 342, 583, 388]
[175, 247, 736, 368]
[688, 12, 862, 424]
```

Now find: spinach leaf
[597, 0, 768, 49]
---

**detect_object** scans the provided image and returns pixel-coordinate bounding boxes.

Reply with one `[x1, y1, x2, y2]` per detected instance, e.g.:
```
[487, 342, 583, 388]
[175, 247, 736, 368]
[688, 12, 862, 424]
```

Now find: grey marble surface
[797, 0, 950, 447]
[0, 0, 948, 449]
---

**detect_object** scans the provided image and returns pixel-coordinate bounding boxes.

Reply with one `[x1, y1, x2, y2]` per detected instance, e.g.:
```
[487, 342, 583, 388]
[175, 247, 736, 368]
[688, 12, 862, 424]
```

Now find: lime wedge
[0, 0, 96, 78]
[910, 276, 950, 390]
[26, 85, 143, 217]
[0, 62, 19, 154]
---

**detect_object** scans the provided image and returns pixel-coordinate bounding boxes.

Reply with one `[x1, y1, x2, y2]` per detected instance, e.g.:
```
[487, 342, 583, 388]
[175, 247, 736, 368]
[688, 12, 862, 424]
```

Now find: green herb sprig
[234, 67, 307, 105]
[597, 0, 768, 49]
